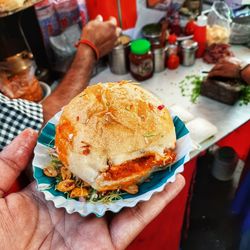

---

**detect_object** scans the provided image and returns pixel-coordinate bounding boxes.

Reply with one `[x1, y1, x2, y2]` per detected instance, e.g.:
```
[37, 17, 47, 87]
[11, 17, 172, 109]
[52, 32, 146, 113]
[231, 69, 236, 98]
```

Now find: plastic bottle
[193, 14, 207, 58]
[166, 34, 180, 69]
[167, 34, 178, 57]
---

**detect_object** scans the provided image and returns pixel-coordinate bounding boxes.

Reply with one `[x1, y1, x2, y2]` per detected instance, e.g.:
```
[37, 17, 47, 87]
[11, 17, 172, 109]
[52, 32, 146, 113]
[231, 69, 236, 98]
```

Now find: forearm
[241, 65, 250, 85]
[42, 45, 96, 124]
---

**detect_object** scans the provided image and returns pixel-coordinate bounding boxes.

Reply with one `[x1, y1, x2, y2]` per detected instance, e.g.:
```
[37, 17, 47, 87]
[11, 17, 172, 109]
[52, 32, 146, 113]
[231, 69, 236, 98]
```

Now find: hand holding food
[0, 128, 185, 250]
[33, 79, 191, 216]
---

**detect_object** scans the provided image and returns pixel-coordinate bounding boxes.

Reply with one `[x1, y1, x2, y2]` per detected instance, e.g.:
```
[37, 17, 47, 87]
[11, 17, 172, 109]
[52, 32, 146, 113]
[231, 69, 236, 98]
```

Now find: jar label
[130, 59, 153, 77]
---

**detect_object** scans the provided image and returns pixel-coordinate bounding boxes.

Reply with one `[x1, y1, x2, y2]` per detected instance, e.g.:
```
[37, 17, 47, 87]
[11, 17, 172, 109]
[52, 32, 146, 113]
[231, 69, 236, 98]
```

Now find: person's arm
[42, 45, 95, 123]
[42, 16, 120, 124]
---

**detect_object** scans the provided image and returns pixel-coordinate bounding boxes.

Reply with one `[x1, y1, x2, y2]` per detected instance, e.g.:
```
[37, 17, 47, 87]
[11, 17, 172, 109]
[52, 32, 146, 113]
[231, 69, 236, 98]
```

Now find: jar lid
[181, 39, 198, 50]
[131, 39, 151, 55]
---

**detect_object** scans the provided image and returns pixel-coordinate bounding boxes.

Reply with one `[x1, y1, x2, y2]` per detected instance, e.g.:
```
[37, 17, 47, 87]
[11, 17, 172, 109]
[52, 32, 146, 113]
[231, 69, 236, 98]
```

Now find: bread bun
[55, 81, 176, 192]
[0, 0, 25, 12]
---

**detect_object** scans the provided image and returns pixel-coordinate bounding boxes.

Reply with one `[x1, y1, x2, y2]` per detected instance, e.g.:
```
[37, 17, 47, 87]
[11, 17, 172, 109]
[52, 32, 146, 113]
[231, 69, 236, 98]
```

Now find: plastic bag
[204, 1, 231, 45]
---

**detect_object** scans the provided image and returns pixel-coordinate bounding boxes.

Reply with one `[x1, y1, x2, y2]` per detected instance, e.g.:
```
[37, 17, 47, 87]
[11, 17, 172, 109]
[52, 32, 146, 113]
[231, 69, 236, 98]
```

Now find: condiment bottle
[193, 14, 207, 58]
[167, 34, 178, 57]
[129, 39, 154, 81]
[166, 34, 180, 70]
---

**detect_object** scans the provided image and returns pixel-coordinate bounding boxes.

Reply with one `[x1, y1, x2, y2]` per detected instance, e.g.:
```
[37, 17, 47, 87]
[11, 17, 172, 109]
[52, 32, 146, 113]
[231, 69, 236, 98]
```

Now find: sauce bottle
[129, 39, 154, 81]
[166, 34, 180, 70]
[193, 14, 207, 58]
[167, 34, 178, 57]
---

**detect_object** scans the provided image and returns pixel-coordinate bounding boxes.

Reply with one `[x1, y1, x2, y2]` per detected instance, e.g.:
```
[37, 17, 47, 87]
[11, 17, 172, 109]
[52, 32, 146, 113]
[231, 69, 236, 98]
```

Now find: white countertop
[91, 45, 250, 158]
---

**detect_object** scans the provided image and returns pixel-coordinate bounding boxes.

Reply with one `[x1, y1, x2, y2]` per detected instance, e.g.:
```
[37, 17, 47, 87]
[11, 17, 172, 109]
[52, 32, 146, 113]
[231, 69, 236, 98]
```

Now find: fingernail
[96, 15, 103, 22]
[22, 128, 38, 145]
[109, 17, 117, 25]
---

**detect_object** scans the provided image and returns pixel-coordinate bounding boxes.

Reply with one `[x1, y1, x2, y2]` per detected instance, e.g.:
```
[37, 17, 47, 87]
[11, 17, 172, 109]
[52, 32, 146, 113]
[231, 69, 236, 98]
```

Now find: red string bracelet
[75, 39, 100, 61]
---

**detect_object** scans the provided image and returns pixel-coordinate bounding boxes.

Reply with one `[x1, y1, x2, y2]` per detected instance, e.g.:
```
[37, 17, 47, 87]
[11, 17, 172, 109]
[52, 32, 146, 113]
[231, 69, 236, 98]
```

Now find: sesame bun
[55, 81, 176, 192]
[0, 0, 25, 12]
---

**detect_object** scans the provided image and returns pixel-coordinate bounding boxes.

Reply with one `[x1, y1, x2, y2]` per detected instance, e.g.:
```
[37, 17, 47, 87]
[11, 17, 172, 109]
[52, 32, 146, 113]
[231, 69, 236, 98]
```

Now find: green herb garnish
[239, 85, 250, 106]
[88, 190, 124, 204]
[179, 74, 250, 105]
[179, 75, 203, 103]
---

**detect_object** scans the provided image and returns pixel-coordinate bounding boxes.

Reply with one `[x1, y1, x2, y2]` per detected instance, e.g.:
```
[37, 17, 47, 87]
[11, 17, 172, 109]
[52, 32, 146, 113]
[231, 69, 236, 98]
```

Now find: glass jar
[129, 39, 153, 81]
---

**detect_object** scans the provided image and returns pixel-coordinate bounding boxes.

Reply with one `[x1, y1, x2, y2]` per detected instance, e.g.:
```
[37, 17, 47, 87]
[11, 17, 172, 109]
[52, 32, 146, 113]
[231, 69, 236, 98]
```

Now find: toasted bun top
[55, 81, 176, 186]
[0, 0, 25, 11]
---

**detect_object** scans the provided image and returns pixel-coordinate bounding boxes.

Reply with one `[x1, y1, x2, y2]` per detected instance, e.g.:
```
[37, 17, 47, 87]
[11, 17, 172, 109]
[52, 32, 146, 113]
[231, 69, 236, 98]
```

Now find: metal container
[109, 35, 131, 75]
[142, 23, 162, 48]
[1, 50, 34, 74]
[211, 147, 238, 181]
[181, 39, 198, 66]
[153, 46, 167, 73]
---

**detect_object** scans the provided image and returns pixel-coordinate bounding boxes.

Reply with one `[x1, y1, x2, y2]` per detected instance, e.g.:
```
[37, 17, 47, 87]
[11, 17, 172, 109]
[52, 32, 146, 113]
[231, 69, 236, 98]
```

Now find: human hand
[81, 15, 121, 58]
[0, 128, 185, 250]
[208, 57, 242, 79]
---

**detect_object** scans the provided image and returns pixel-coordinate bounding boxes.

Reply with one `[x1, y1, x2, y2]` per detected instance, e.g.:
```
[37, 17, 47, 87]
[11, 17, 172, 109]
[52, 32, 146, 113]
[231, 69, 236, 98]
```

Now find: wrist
[75, 43, 97, 63]
[76, 39, 100, 61]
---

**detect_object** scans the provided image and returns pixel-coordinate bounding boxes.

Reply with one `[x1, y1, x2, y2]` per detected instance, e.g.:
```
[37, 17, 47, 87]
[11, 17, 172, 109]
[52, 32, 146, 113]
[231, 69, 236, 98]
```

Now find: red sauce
[129, 52, 154, 81]
[104, 150, 176, 181]
[55, 118, 75, 166]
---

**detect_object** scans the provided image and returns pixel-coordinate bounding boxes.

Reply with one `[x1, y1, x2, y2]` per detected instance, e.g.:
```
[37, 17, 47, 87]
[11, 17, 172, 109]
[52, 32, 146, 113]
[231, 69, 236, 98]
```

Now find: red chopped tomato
[167, 54, 180, 70]
[157, 105, 165, 110]
[185, 19, 196, 36]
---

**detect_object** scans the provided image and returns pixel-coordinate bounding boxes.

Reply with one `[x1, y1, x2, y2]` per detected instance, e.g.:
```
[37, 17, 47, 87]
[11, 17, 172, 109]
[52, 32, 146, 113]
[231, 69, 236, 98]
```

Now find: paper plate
[33, 111, 192, 217]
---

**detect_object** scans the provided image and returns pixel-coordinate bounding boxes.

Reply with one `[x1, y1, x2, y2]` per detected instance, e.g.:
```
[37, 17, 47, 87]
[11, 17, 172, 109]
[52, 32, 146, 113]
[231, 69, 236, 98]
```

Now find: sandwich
[53, 81, 176, 196]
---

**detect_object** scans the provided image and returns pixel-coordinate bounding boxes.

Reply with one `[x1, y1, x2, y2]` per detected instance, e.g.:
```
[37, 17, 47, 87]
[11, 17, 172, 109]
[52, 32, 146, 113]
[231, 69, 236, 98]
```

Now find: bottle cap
[168, 34, 177, 44]
[196, 14, 207, 27]
[131, 39, 151, 55]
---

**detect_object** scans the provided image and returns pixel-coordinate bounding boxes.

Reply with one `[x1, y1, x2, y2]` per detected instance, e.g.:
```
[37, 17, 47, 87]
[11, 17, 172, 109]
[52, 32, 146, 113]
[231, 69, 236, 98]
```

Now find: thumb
[0, 128, 38, 197]
[110, 175, 185, 250]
